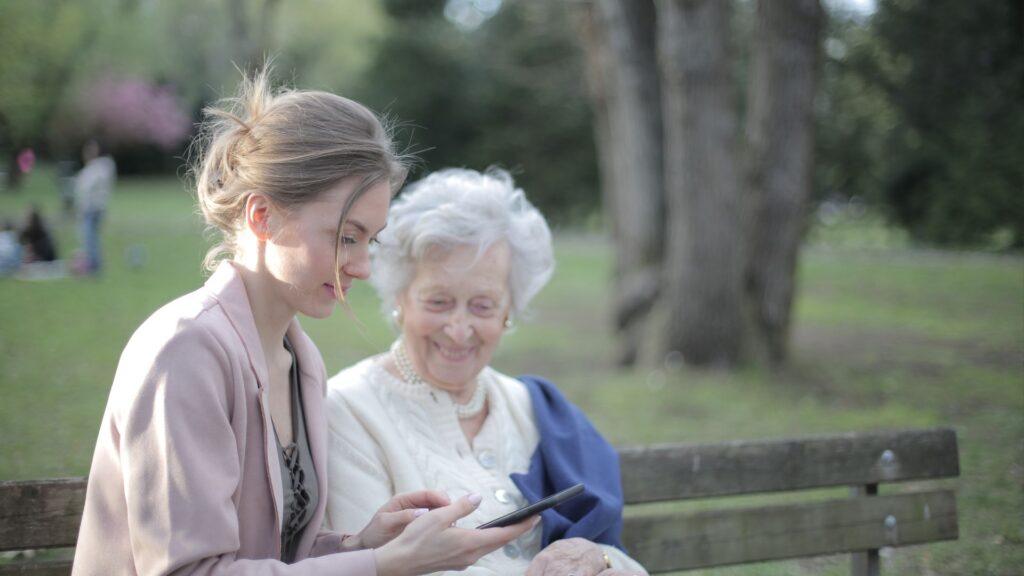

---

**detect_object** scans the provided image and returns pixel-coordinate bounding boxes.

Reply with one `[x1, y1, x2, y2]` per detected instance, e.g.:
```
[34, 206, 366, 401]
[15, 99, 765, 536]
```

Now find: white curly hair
[370, 167, 555, 327]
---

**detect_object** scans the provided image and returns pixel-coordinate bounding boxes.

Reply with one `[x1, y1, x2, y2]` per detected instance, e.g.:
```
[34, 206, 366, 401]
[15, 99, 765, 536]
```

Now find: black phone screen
[475, 483, 585, 529]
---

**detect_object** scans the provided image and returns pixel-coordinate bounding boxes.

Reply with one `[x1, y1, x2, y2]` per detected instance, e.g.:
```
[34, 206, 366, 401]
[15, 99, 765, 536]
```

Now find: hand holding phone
[476, 483, 585, 529]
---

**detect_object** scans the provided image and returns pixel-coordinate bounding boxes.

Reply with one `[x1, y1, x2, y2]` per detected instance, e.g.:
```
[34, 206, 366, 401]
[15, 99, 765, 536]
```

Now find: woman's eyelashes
[422, 296, 498, 317]
[424, 297, 453, 311]
[339, 233, 378, 246]
[471, 300, 497, 317]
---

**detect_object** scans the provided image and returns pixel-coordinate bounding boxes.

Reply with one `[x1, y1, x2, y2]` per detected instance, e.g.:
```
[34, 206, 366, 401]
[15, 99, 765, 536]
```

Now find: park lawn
[1, 168, 1021, 575]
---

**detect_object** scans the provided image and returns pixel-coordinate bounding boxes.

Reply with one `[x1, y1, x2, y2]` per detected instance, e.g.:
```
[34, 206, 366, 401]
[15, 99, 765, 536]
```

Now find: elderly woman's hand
[525, 537, 608, 576]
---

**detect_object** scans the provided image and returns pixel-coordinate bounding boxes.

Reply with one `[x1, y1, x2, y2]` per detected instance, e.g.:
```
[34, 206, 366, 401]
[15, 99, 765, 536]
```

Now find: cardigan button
[477, 450, 496, 469]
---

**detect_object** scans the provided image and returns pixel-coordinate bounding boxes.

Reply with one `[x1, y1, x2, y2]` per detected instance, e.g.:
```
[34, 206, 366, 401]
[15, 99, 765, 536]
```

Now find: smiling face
[398, 242, 512, 399]
[263, 178, 390, 320]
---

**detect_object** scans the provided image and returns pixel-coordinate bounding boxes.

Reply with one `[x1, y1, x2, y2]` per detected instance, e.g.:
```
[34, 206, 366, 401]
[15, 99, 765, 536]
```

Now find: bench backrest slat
[623, 489, 958, 572]
[0, 478, 85, 552]
[0, 560, 71, 576]
[619, 427, 959, 504]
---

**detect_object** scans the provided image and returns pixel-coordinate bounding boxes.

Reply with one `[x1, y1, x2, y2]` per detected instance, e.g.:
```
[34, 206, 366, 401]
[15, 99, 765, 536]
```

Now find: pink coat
[72, 262, 376, 575]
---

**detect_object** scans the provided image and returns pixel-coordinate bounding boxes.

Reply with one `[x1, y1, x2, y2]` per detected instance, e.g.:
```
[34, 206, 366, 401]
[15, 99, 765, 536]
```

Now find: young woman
[71, 71, 534, 576]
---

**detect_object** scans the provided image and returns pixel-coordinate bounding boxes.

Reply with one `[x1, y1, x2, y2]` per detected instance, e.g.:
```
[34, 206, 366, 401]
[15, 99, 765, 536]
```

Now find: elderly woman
[325, 168, 647, 575]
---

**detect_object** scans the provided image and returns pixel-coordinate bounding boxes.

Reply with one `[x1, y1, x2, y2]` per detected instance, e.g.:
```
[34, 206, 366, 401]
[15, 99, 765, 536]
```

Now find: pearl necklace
[391, 339, 487, 420]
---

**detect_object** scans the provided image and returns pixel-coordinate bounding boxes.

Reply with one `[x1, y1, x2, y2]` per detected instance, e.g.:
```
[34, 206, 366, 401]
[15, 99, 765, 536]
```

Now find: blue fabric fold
[510, 375, 625, 550]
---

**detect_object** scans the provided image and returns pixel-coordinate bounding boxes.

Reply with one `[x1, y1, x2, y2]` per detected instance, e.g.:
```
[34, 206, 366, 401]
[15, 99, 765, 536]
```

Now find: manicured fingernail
[413, 508, 428, 517]
[468, 493, 482, 506]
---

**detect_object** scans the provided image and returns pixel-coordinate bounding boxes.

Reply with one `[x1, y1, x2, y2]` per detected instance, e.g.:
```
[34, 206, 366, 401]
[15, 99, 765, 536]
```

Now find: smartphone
[475, 483, 585, 529]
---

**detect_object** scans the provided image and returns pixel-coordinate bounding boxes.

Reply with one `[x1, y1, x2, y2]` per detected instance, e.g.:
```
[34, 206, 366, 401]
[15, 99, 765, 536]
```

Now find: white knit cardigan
[324, 356, 646, 575]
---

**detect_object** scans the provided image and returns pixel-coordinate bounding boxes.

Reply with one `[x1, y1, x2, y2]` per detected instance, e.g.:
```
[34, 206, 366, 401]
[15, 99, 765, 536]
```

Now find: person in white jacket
[74, 139, 116, 275]
[326, 168, 648, 576]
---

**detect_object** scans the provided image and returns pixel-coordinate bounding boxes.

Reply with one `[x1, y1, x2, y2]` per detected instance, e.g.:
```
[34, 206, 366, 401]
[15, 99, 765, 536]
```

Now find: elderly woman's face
[398, 242, 511, 398]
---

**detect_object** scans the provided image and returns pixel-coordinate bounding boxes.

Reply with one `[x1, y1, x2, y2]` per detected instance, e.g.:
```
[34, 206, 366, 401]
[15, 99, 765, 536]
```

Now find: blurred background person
[0, 217, 23, 275]
[19, 205, 58, 264]
[17, 148, 35, 177]
[73, 139, 116, 275]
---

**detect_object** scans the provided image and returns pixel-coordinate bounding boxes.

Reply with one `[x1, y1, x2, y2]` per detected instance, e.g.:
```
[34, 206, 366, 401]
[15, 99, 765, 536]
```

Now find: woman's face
[398, 242, 512, 397]
[265, 178, 390, 320]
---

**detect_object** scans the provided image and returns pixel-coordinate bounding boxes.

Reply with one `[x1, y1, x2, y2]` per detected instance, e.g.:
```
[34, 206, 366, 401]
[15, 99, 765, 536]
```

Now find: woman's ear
[244, 193, 273, 241]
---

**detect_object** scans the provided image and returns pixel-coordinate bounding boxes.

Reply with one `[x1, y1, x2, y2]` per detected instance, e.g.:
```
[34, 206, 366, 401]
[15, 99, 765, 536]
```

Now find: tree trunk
[744, 0, 822, 365]
[658, 0, 745, 366]
[573, 0, 664, 367]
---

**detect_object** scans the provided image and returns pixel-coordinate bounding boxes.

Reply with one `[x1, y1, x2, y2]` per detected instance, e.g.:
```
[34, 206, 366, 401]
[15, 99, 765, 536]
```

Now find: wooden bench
[0, 427, 958, 575]
[619, 427, 960, 574]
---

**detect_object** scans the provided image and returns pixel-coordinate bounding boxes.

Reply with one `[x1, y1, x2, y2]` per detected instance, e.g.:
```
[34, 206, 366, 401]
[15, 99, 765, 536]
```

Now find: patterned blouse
[276, 337, 319, 563]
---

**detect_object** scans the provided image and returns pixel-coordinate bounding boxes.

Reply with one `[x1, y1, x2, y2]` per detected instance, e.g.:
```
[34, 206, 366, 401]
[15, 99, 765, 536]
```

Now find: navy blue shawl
[510, 375, 625, 550]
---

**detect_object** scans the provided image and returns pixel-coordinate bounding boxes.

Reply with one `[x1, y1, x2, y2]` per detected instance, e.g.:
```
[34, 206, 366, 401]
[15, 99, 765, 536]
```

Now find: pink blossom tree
[82, 76, 192, 150]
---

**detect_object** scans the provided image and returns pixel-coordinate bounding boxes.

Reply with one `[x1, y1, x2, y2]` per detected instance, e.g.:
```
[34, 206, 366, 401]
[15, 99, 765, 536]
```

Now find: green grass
[1, 168, 1021, 574]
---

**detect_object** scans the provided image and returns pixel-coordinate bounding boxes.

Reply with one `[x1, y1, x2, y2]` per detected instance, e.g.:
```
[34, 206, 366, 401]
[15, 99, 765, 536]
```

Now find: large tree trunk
[574, 0, 664, 367]
[658, 0, 746, 366]
[744, 0, 822, 365]
[574, 0, 822, 371]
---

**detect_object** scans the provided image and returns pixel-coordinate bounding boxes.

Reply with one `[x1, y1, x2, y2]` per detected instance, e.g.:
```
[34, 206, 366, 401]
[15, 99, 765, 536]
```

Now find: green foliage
[0, 1, 92, 151]
[381, 0, 446, 19]
[3, 0, 1018, 241]
[820, 0, 1024, 248]
[0, 0, 387, 169]
[873, 0, 1024, 247]
[815, 12, 894, 206]
[355, 0, 600, 225]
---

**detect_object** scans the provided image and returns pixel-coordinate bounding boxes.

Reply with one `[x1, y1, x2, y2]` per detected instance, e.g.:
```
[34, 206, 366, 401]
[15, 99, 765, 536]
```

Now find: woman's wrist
[338, 532, 364, 553]
[373, 546, 407, 576]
